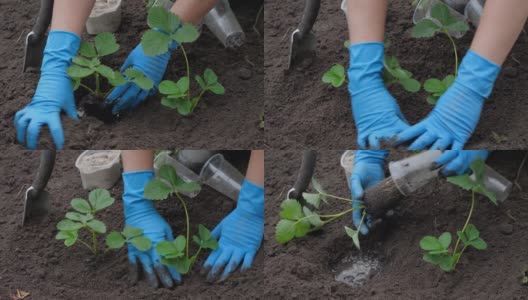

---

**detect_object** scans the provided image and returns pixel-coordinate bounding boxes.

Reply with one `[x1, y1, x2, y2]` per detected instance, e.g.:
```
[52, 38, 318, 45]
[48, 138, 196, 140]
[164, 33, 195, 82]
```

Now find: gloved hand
[395, 50, 501, 150]
[348, 42, 410, 149]
[15, 30, 80, 150]
[105, 39, 178, 114]
[432, 150, 491, 177]
[350, 150, 388, 235]
[122, 170, 181, 288]
[201, 179, 264, 282]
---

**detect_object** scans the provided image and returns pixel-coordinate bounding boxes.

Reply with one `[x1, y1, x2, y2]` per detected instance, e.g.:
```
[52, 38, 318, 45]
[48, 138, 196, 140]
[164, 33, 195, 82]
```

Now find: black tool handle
[290, 150, 317, 200]
[32, 150, 56, 194]
[297, 0, 320, 38]
[29, 0, 54, 44]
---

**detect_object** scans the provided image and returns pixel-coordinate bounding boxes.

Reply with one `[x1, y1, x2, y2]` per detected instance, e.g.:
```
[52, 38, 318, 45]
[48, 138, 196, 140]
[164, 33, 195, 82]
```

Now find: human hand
[201, 179, 264, 282]
[432, 150, 490, 177]
[350, 150, 388, 235]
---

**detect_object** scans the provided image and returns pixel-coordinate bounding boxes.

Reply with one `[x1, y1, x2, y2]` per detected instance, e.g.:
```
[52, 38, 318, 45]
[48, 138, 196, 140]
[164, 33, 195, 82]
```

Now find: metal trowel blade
[23, 32, 47, 72]
[287, 29, 317, 69]
[22, 187, 51, 225]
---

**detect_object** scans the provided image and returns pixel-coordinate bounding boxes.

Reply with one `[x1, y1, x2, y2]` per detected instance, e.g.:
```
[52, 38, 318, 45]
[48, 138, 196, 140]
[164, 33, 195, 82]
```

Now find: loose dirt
[265, 150, 528, 298]
[0, 150, 263, 300]
[264, 0, 528, 149]
[0, 0, 263, 150]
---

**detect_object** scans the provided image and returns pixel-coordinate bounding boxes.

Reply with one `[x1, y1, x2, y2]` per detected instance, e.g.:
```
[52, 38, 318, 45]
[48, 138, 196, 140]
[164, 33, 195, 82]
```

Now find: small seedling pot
[86, 0, 123, 35]
[153, 152, 201, 198]
[340, 150, 355, 190]
[413, 0, 468, 38]
[199, 154, 244, 201]
[175, 150, 216, 174]
[203, 0, 245, 48]
[75, 150, 122, 190]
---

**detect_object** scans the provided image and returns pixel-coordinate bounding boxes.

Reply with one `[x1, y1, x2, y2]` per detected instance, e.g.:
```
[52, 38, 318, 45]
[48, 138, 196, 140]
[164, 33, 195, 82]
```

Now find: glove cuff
[236, 179, 264, 218]
[42, 30, 81, 74]
[347, 42, 385, 95]
[354, 150, 388, 165]
[122, 170, 155, 205]
[457, 50, 501, 99]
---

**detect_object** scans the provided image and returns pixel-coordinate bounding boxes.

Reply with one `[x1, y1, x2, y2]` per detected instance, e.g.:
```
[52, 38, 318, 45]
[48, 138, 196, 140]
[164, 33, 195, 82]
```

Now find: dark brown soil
[0, 151, 263, 300]
[264, 0, 528, 149]
[0, 0, 263, 150]
[265, 150, 528, 299]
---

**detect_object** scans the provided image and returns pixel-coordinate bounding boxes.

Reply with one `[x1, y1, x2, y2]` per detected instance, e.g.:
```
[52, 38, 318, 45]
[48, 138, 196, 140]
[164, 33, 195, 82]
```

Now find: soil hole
[332, 254, 382, 287]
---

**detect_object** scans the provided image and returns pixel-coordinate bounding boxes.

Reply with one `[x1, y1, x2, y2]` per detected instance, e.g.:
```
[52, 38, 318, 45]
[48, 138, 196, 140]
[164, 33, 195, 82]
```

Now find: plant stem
[180, 45, 191, 100]
[443, 29, 458, 76]
[319, 192, 363, 204]
[452, 190, 476, 267]
[78, 239, 96, 255]
[79, 83, 96, 95]
[175, 191, 190, 258]
[191, 88, 207, 111]
[91, 230, 98, 255]
[95, 72, 101, 98]
[321, 208, 355, 225]
[318, 206, 364, 218]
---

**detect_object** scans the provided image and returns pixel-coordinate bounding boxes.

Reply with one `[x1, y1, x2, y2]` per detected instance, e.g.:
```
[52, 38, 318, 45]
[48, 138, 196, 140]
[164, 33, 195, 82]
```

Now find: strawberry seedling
[141, 7, 225, 115]
[143, 164, 218, 274]
[419, 159, 496, 271]
[412, 2, 469, 104]
[275, 178, 366, 250]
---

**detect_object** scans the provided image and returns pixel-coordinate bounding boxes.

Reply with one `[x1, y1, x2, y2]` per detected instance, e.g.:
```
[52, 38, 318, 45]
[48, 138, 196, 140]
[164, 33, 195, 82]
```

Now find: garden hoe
[22, 150, 56, 225]
[23, 0, 54, 72]
[363, 151, 512, 218]
[287, 0, 320, 69]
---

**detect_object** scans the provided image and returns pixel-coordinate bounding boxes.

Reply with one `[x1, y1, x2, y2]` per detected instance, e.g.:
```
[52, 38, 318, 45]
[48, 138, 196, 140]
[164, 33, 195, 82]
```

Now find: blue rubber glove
[348, 42, 410, 149]
[122, 170, 181, 288]
[432, 150, 491, 177]
[350, 150, 388, 235]
[15, 30, 80, 150]
[395, 50, 501, 150]
[202, 179, 264, 282]
[106, 40, 178, 114]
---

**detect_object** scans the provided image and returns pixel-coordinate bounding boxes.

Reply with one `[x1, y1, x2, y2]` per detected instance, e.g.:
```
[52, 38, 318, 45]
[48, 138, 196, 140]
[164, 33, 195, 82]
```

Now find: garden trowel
[23, 0, 54, 72]
[22, 150, 56, 225]
[287, 150, 317, 209]
[287, 0, 320, 69]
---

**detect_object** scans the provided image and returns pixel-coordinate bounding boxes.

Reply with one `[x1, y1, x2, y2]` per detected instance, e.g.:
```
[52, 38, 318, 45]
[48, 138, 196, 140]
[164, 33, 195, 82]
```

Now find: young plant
[412, 2, 469, 104]
[275, 178, 366, 250]
[141, 7, 225, 115]
[67, 32, 154, 99]
[55, 189, 115, 255]
[419, 159, 496, 271]
[143, 164, 218, 274]
[322, 40, 420, 93]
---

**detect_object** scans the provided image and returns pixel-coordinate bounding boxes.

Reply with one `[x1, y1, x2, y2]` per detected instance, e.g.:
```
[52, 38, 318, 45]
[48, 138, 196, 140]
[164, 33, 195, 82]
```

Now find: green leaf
[478, 187, 497, 205]
[423, 253, 443, 265]
[344, 226, 360, 250]
[207, 82, 225, 95]
[384, 56, 400, 69]
[88, 188, 115, 212]
[161, 97, 179, 109]
[173, 235, 187, 253]
[470, 238, 487, 250]
[156, 240, 178, 255]
[198, 224, 211, 241]
[438, 232, 452, 249]
[294, 219, 311, 238]
[71, 198, 92, 213]
[56, 230, 78, 247]
[457, 230, 469, 244]
[279, 199, 303, 220]
[429, 249, 449, 255]
[322, 64, 345, 88]
[159, 165, 179, 187]
[122, 226, 143, 239]
[66, 212, 93, 223]
[412, 19, 440, 38]
[90, 58, 101, 68]
[172, 257, 193, 274]
[131, 236, 152, 252]
[96, 65, 115, 80]
[159, 80, 183, 96]
[195, 75, 206, 90]
[431, 2, 451, 25]
[94, 32, 119, 57]
[87, 219, 106, 233]
[442, 74, 455, 88]
[73, 56, 92, 67]
[420, 236, 443, 251]
[275, 219, 296, 244]
[426, 95, 439, 105]
[144, 178, 173, 200]
[470, 159, 486, 186]
[202, 238, 218, 250]
[124, 68, 154, 90]
[147, 6, 172, 32]
[399, 77, 421, 92]
[303, 207, 323, 227]
[203, 68, 218, 85]
[311, 177, 328, 203]
[71, 77, 81, 91]
[108, 71, 127, 87]
[424, 78, 444, 93]
[302, 192, 321, 209]
[57, 219, 83, 231]
[176, 77, 190, 94]
[447, 174, 474, 190]
[141, 29, 172, 56]
[439, 255, 455, 272]
[172, 23, 199, 43]
[176, 99, 193, 115]
[465, 224, 480, 241]
[106, 232, 126, 249]
[67, 65, 94, 78]
[446, 21, 469, 32]
[79, 41, 97, 57]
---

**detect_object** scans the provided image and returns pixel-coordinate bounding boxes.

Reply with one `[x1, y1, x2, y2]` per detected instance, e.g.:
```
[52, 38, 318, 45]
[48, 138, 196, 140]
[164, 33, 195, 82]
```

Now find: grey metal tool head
[287, 0, 320, 69]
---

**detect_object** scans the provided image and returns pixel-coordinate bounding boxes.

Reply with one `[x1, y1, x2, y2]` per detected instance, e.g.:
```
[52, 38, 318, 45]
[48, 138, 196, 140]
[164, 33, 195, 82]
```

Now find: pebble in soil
[332, 254, 381, 287]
